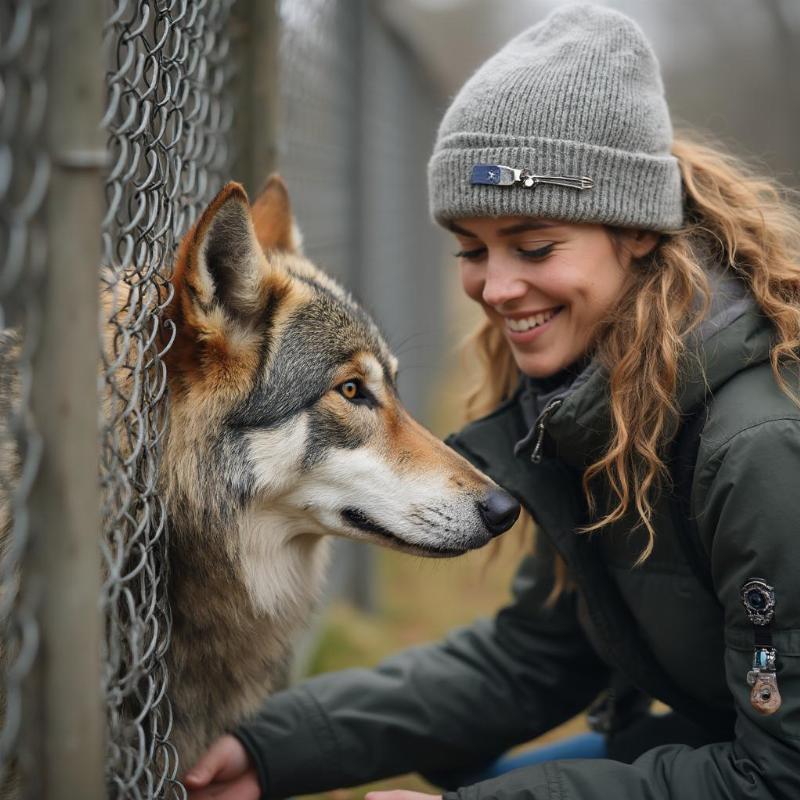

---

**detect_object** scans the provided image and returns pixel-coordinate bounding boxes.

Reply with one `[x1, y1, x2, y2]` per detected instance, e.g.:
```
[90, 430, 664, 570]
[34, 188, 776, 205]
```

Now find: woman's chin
[512, 349, 575, 379]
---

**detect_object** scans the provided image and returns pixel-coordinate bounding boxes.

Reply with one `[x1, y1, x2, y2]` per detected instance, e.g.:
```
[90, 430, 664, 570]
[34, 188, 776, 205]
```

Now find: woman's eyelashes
[453, 243, 556, 262]
[517, 243, 555, 261]
[453, 246, 487, 261]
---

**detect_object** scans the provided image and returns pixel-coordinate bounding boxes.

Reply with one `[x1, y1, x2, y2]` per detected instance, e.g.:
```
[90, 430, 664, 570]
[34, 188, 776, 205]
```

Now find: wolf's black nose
[478, 489, 520, 536]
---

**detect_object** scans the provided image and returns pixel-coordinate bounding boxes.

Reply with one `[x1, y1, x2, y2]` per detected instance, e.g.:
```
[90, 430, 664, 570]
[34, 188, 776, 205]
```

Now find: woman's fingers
[185, 772, 261, 800]
[183, 735, 259, 800]
[183, 734, 253, 787]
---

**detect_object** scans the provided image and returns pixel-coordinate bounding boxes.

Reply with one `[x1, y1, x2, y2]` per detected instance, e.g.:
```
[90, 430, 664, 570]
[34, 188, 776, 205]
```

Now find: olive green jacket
[236, 291, 800, 800]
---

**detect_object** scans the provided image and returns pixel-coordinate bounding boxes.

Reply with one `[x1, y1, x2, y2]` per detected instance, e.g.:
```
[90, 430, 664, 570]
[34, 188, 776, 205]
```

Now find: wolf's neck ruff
[166, 507, 328, 768]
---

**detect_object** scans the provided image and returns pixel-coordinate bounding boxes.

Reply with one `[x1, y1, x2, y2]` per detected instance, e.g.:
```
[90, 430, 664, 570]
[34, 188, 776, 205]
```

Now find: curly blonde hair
[463, 134, 800, 575]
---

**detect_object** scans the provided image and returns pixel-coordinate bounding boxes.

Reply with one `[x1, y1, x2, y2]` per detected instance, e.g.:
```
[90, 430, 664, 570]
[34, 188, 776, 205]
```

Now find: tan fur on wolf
[0, 176, 518, 786]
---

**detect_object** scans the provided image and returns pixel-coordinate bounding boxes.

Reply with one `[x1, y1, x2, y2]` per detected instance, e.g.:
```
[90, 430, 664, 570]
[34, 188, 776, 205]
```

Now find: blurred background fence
[0, 0, 798, 798]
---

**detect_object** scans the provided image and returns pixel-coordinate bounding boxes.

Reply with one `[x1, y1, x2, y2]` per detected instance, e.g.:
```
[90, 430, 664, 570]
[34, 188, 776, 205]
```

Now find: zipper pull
[531, 399, 563, 464]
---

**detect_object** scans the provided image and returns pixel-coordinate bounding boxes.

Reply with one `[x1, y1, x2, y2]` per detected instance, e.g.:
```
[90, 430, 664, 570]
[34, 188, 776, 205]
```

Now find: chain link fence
[0, 0, 49, 792]
[101, 1, 235, 796]
[0, 1, 445, 796]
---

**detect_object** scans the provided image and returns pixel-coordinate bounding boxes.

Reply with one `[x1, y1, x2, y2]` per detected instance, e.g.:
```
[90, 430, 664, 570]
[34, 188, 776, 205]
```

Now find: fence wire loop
[101, 1, 234, 797]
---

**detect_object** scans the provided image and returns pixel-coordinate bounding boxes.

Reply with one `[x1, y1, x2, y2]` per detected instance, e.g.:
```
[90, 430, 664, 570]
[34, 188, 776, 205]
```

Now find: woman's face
[452, 216, 658, 378]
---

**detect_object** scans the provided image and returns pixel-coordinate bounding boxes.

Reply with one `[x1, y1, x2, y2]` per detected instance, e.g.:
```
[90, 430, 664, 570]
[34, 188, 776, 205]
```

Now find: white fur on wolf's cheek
[239, 414, 334, 618]
[285, 447, 491, 551]
[245, 414, 309, 497]
[236, 509, 330, 618]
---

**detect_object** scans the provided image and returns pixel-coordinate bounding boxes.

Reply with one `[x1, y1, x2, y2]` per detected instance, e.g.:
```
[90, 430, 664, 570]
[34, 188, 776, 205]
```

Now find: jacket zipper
[530, 398, 563, 463]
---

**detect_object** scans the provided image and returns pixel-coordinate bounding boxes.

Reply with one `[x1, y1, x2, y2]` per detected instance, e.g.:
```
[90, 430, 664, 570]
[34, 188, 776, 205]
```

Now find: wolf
[161, 177, 520, 766]
[0, 177, 521, 780]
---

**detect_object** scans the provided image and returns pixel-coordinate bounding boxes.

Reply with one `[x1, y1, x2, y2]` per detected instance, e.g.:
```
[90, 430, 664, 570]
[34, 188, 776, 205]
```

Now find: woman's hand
[366, 792, 442, 800]
[183, 734, 260, 799]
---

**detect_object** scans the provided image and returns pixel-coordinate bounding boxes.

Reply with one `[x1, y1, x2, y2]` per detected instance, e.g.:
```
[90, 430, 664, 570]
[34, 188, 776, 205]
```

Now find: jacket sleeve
[444, 418, 800, 800]
[235, 540, 610, 799]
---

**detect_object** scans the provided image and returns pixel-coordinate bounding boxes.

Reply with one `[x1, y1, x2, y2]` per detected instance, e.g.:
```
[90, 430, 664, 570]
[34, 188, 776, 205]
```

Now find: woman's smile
[502, 306, 564, 342]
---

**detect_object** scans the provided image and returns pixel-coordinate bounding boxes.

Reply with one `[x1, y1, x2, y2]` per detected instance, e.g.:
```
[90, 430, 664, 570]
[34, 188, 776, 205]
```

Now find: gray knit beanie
[428, 4, 683, 231]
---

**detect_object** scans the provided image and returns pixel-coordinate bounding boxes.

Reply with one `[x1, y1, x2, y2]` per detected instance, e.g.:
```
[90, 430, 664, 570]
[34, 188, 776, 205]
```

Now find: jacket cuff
[233, 725, 271, 797]
[234, 684, 342, 799]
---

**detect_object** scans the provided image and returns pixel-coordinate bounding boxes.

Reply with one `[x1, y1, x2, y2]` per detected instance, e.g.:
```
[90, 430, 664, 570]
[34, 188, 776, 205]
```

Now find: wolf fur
[0, 177, 520, 778]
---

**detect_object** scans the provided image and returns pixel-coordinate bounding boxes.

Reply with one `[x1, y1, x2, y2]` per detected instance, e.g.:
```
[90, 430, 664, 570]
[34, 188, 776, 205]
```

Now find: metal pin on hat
[741, 578, 782, 715]
[470, 164, 594, 191]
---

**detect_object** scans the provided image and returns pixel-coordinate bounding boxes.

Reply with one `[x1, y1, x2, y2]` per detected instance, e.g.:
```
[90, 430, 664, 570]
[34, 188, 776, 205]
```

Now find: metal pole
[23, 0, 106, 796]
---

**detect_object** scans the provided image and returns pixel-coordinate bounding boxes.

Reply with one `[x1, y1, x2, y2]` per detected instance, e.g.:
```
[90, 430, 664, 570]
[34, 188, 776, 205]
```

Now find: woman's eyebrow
[447, 221, 479, 237]
[447, 219, 559, 237]
[496, 220, 559, 236]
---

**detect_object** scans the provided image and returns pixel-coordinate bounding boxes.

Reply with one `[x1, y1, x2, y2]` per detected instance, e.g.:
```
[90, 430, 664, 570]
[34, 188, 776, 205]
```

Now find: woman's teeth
[505, 307, 560, 332]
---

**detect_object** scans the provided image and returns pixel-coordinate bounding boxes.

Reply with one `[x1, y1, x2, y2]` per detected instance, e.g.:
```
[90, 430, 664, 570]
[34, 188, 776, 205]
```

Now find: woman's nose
[481, 258, 528, 308]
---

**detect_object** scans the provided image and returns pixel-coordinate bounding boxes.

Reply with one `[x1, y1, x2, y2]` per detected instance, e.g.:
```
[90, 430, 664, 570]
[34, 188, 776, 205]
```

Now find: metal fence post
[23, 0, 106, 796]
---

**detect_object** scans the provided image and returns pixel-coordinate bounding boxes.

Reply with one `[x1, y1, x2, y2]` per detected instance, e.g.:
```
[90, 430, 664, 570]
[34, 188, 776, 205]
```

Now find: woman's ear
[626, 229, 660, 259]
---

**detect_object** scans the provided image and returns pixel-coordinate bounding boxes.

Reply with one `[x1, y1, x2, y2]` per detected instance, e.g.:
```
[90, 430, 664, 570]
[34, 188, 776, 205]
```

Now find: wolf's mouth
[340, 507, 467, 557]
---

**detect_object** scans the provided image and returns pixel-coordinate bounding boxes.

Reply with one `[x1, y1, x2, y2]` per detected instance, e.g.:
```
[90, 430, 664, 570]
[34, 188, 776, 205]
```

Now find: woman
[186, 5, 800, 799]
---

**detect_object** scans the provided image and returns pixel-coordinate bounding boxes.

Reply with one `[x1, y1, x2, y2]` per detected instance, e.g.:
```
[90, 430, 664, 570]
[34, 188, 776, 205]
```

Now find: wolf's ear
[180, 182, 269, 323]
[250, 173, 303, 254]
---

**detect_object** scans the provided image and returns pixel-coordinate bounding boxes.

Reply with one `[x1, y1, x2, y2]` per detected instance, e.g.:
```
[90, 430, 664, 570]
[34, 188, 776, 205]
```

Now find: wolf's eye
[337, 379, 375, 407]
[340, 380, 360, 400]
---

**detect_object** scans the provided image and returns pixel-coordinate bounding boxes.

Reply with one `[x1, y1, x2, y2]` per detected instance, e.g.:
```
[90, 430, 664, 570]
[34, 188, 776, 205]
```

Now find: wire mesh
[0, 0, 49, 790]
[100, 1, 235, 797]
[276, 0, 444, 420]
[277, 0, 361, 286]
[357, 9, 445, 422]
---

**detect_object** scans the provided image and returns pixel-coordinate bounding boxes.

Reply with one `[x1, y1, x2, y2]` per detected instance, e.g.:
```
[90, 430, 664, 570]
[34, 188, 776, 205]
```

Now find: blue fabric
[437, 732, 608, 787]
[477, 732, 607, 779]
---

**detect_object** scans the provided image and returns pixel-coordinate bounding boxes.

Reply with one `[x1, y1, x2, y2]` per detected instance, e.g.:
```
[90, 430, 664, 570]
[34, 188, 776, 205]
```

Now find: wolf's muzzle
[478, 489, 520, 536]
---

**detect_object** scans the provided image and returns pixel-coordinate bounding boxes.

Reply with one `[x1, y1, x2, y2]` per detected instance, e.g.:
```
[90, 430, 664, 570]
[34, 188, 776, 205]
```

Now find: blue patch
[470, 164, 517, 186]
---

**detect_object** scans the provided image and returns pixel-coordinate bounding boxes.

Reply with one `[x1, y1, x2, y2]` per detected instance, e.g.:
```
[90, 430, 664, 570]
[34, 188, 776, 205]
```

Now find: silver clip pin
[470, 164, 594, 191]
